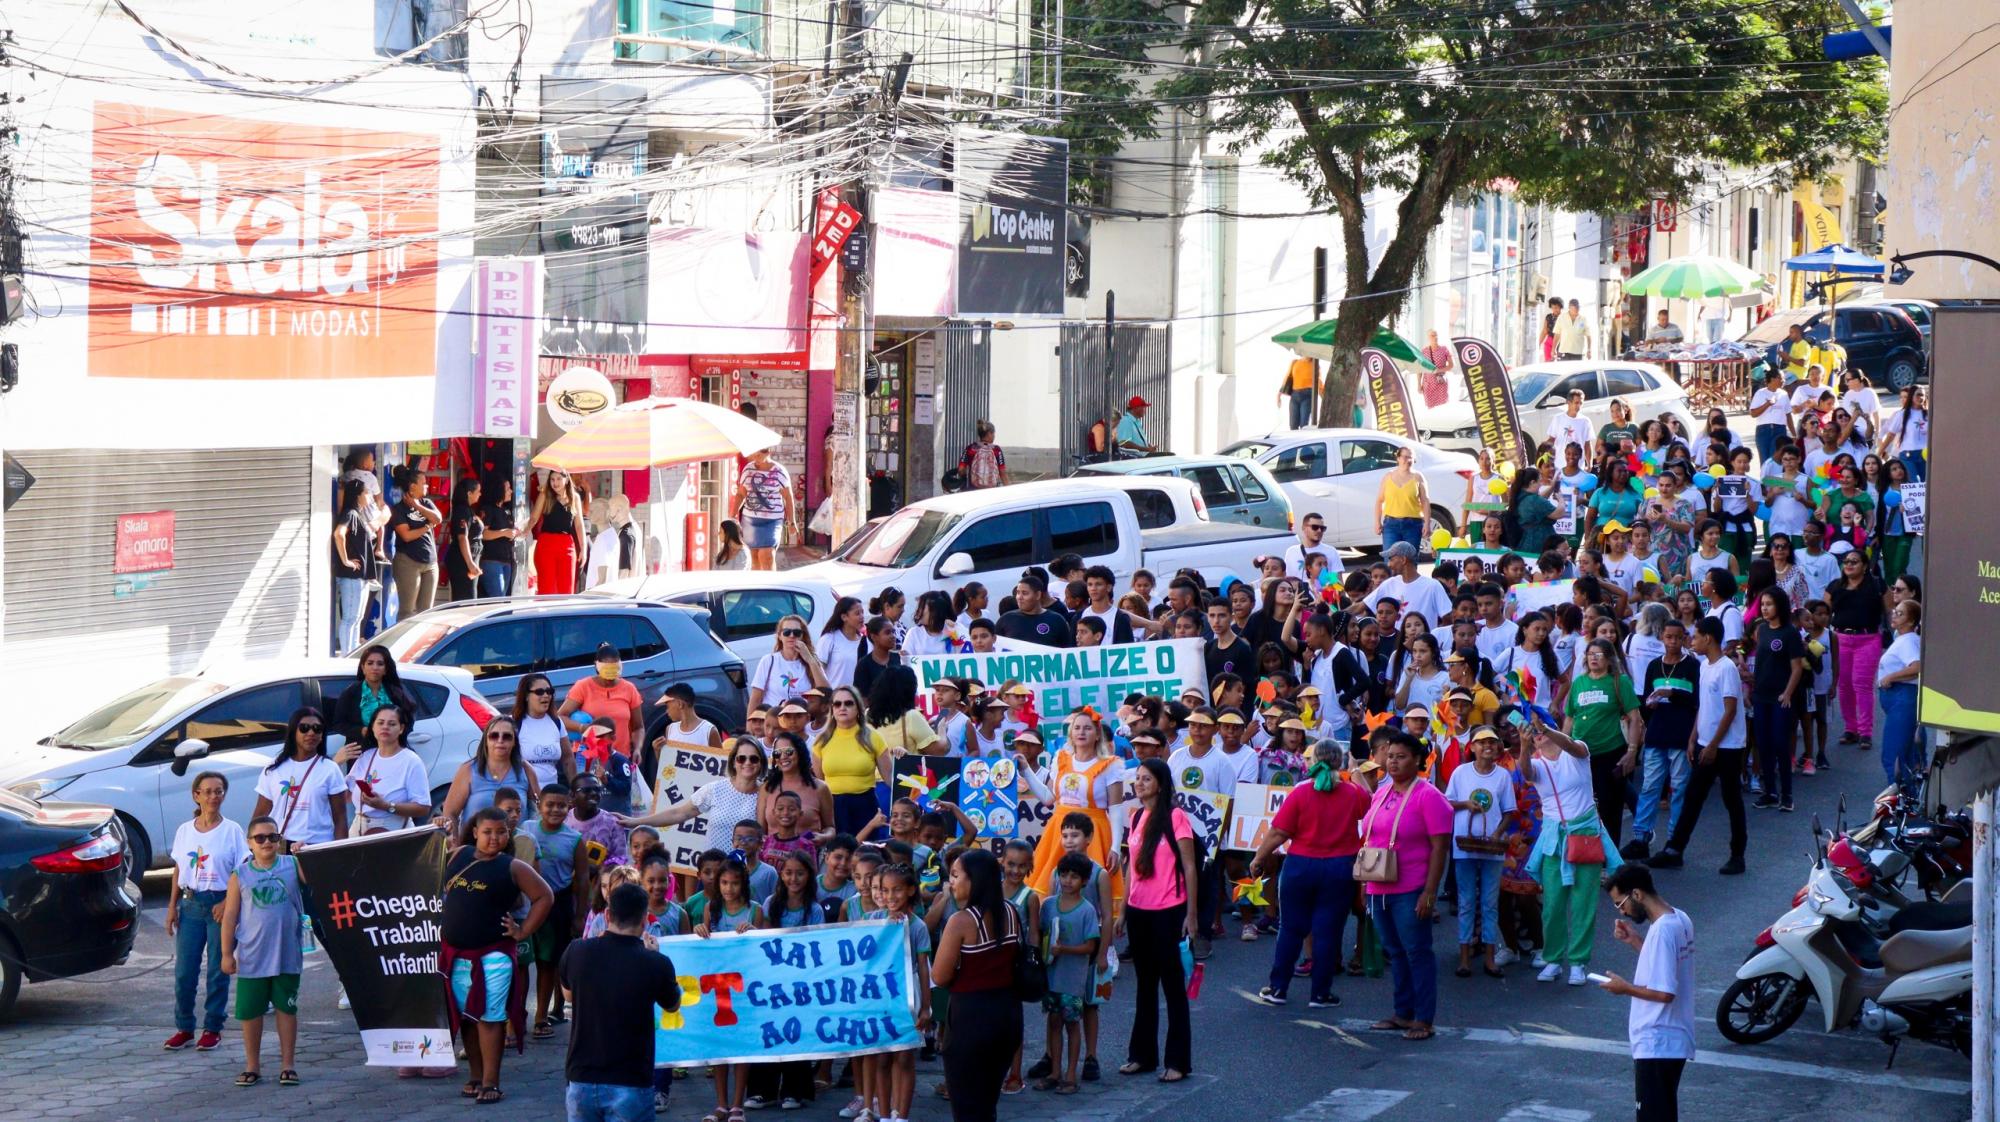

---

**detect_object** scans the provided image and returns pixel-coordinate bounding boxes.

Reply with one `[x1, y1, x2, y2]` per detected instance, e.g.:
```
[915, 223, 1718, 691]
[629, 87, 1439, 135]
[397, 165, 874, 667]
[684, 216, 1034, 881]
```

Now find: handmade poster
[1222, 782, 1294, 854]
[909, 638, 1206, 745]
[651, 739, 734, 875]
[892, 755, 961, 813]
[295, 828, 453, 1068]
[958, 755, 1021, 838]
[654, 919, 922, 1067]
[1118, 787, 1230, 852]
[1503, 579, 1576, 621]
[1902, 482, 1926, 535]
[1553, 488, 1578, 536]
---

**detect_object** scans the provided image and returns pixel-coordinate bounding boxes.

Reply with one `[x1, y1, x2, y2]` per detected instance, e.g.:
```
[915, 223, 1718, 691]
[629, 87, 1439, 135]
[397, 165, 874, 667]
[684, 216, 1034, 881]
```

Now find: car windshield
[1511, 370, 1560, 405]
[830, 507, 961, 568]
[1221, 441, 1274, 460]
[366, 617, 459, 662]
[44, 677, 230, 751]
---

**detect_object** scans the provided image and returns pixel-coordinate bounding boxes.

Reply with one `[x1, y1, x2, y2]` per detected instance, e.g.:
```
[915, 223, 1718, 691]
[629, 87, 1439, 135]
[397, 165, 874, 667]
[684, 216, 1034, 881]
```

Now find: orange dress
[1028, 750, 1125, 919]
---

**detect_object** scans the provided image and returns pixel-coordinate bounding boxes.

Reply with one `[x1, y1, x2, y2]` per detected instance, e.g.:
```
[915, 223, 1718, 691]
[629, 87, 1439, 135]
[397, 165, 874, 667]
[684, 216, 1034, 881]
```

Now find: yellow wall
[1883, 4, 2000, 300]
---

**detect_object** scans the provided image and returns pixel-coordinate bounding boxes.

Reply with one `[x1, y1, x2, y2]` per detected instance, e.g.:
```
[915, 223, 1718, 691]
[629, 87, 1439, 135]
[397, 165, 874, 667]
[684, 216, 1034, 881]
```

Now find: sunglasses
[734, 755, 763, 764]
[782, 629, 804, 638]
[487, 733, 517, 742]
[831, 700, 859, 709]
[249, 834, 281, 844]
[296, 724, 323, 734]
[528, 687, 553, 697]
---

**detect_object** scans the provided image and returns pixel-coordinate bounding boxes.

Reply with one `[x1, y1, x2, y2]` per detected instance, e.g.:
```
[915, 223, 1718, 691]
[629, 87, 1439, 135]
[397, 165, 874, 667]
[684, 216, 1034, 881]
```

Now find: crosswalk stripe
[1283, 1088, 1413, 1121]
[1497, 1103, 1595, 1122]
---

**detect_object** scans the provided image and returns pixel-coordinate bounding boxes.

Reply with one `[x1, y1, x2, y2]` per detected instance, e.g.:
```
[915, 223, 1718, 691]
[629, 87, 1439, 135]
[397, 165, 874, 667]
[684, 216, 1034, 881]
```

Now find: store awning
[1783, 243, 1885, 275]
[1271, 320, 1436, 370]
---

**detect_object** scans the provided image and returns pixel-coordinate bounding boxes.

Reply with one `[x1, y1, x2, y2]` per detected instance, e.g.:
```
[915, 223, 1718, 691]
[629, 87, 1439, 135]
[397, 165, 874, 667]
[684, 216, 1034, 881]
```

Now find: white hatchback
[1221, 428, 1478, 549]
[1413, 360, 1699, 454]
[0, 659, 492, 878]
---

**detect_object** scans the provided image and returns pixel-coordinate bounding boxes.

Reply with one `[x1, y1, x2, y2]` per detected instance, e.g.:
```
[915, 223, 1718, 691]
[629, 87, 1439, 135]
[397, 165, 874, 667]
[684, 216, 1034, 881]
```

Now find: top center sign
[955, 130, 1068, 318]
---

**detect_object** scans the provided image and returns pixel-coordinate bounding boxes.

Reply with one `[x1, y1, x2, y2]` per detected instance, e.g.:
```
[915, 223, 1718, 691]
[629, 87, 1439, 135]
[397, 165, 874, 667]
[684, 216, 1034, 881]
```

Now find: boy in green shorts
[221, 815, 305, 1088]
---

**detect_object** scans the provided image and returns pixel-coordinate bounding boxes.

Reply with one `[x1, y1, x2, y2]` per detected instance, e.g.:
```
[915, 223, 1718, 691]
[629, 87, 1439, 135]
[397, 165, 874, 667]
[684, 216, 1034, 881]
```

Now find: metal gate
[937, 323, 992, 488]
[1059, 323, 1171, 471]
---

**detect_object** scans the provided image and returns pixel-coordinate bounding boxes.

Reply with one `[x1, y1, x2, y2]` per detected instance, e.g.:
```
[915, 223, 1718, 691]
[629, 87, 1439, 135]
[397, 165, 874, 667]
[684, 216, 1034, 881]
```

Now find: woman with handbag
[1356, 731, 1452, 1041]
[1118, 758, 1200, 1081]
[1523, 714, 1623, 987]
[932, 848, 1023, 1122]
[1248, 738, 1369, 1008]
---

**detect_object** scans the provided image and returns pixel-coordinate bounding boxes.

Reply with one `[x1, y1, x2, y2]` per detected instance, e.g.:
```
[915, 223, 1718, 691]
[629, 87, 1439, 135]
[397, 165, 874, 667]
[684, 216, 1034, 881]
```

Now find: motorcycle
[1717, 815, 1972, 1062]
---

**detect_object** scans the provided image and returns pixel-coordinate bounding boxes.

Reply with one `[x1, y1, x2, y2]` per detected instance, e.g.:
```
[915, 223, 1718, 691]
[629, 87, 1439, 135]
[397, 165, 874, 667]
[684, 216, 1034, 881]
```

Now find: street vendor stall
[1617, 255, 1771, 409]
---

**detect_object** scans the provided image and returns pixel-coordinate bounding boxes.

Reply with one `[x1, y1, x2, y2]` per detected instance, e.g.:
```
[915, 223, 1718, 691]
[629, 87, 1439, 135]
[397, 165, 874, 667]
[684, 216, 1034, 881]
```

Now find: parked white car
[1411, 360, 1699, 454]
[591, 572, 840, 666]
[1221, 428, 1478, 549]
[0, 659, 492, 877]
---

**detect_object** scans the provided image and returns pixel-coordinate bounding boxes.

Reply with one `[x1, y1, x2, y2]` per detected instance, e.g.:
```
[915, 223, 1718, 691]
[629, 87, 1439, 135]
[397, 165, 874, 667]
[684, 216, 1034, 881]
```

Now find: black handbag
[1006, 903, 1047, 1004]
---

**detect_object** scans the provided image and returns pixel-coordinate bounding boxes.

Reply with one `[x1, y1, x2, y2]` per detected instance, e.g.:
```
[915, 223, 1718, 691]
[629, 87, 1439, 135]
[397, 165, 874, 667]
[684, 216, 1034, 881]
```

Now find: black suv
[1749, 305, 1928, 389]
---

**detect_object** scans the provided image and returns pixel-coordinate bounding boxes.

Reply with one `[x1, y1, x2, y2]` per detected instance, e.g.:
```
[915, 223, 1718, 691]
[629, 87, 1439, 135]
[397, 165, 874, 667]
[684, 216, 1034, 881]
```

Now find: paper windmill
[578, 725, 614, 771]
[1230, 876, 1270, 907]
[1505, 668, 1558, 728]
[899, 765, 959, 806]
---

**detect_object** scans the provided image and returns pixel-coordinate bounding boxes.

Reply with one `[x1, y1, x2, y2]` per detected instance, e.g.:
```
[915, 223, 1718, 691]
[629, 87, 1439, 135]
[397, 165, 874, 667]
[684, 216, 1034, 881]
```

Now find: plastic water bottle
[301, 915, 318, 955]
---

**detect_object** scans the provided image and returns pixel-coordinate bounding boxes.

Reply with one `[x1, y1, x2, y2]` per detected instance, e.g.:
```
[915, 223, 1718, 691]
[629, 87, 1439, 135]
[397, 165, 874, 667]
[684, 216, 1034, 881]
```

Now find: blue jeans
[566, 1082, 653, 1122]
[1879, 682, 1923, 786]
[1452, 858, 1502, 947]
[1755, 425, 1785, 471]
[334, 577, 366, 656]
[1369, 889, 1436, 1024]
[1267, 854, 1354, 999]
[173, 889, 229, 1033]
[1289, 390, 1314, 429]
[1898, 451, 1927, 482]
[478, 562, 514, 599]
[1753, 700, 1793, 804]
[1382, 516, 1424, 556]
[1633, 745, 1690, 843]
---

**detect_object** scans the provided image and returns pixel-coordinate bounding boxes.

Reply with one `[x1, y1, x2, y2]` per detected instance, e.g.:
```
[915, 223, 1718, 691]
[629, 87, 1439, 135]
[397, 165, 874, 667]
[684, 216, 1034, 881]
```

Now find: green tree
[1031, 0, 1165, 204]
[1141, 0, 1884, 422]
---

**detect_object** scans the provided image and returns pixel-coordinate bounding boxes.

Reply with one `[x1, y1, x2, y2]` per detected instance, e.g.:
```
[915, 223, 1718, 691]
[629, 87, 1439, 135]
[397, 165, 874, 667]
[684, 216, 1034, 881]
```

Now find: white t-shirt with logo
[1166, 745, 1232, 798]
[1601, 553, 1643, 597]
[349, 746, 431, 833]
[751, 652, 813, 705]
[1630, 907, 1698, 1060]
[1285, 542, 1338, 580]
[1443, 764, 1517, 860]
[1695, 655, 1746, 749]
[1475, 620, 1519, 667]
[518, 713, 568, 790]
[1548, 413, 1596, 460]
[170, 817, 248, 893]
[255, 755, 350, 845]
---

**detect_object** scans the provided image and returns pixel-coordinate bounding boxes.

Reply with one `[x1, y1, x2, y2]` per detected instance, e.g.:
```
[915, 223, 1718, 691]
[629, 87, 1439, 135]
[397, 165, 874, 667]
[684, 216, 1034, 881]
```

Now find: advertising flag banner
[650, 740, 735, 875]
[654, 920, 922, 1067]
[295, 829, 453, 1068]
[908, 638, 1206, 745]
[1360, 348, 1418, 441]
[1452, 336, 1528, 468]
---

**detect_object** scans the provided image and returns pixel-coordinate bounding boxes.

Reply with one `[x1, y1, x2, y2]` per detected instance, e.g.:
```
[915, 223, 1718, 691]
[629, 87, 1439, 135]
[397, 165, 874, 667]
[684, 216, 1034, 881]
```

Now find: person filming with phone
[1595, 865, 1695, 1122]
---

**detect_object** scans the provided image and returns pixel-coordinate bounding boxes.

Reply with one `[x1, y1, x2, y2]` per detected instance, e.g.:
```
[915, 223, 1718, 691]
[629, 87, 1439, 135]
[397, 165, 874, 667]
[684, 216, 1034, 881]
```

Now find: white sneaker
[1491, 947, 1519, 967]
[838, 1100, 864, 1119]
[1568, 966, 1589, 987]
[654, 1092, 670, 1115]
[337, 987, 350, 1011]
[1531, 951, 1549, 968]
[1537, 963, 1562, 983]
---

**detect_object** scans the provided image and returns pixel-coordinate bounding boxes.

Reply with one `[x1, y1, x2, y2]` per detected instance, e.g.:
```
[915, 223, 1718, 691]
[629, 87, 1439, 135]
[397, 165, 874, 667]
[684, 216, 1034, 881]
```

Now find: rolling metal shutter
[2, 448, 315, 732]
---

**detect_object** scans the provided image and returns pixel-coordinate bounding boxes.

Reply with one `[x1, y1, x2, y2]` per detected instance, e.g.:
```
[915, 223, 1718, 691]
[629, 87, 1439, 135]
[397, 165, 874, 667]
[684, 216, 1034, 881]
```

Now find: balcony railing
[616, 0, 766, 63]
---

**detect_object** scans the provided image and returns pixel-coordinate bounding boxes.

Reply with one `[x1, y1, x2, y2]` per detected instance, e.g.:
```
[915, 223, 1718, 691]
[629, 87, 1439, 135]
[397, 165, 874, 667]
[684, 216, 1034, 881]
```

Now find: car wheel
[114, 814, 152, 884]
[0, 931, 21, 1021]
[1886, 357, 1920, 391]
[1429, 505, 1457, 538]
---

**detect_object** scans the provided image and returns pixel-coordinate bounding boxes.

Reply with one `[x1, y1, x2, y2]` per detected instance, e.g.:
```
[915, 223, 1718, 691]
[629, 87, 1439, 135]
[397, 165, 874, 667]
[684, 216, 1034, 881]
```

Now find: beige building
[1883, 6, 2000, 300]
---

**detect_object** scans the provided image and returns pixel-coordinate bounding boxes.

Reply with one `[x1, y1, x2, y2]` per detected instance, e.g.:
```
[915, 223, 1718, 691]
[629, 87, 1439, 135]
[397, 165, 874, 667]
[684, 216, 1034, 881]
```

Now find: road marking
[1283, 1088, 1413, 1121]
[1497, 1104, 1594, 1122]
[1457, 1026, 1970, 1097]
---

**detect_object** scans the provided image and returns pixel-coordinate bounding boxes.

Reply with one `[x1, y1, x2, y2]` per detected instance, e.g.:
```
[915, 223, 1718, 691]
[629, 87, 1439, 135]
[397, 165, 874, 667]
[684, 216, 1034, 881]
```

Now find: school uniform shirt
[256, 755, 350, 845]
[1041, 896, 1101, 999]
[1601, 553, 1644, 597]
[1623, 633, 1665, 686]
[171, 818, 248, 893]
[1794, 550, 1842, 603]
[1474, 620, 1519, 667]
[1630, 907, 1698, 1060]
[1639, 655, 1700, 750]
[1205, 634, 1256, 681]
[1364, 574, 1454, 628]
[1695, 656, 1746, 749]
[1166, 745, 1235, 798]
[902, 627, 959, 658]
[815, 632, 863, 690]
[1765, 474, 1814, 539]
[1749, 623, 1808, 704]
[1284, 542, 1338, 579]
[1705, 601, 1744, 649]
[349, 747, 430, 832]
[1443, 765, 1517, 860]
[1750, 386, 1792, 433]
[1877, 632, 1922, 687]
[996, 608, 1074, 648]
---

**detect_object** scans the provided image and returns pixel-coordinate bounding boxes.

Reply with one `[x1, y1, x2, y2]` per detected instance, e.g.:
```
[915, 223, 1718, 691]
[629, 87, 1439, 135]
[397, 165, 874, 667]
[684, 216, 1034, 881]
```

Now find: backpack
[966, 442, 1002, 489]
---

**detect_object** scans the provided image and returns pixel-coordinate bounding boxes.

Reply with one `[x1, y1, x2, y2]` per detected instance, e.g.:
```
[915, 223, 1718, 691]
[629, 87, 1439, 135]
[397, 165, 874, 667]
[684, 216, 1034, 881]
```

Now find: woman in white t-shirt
[1522, 717, 1616, 984]
[1876, 600, 1925, 786]
[346, 704, 432, 834]
[251, 708, 350, 849]
[1878, 385, 1930, 482]
[1393, 634, 1452, 714]
[166, 769, 248, 1046]
[748, 614, 830, 714]
[901, 591, 961, 657]
[512, 672, 572, 791]
[816, 597, 866, 690]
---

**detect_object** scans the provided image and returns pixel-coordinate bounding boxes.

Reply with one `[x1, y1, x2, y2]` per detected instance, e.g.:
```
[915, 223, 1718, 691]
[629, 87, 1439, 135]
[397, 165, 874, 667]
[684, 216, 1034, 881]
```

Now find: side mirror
[1540, 395, 1565, 409]
[939, 553, 974, 578]
[174, 738, 211, 761]
[326, 733, 348, 758]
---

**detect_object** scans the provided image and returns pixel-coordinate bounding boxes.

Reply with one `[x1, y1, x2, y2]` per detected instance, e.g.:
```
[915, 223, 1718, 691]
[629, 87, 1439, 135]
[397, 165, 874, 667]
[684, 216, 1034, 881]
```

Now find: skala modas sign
[87, 102, 445, 380]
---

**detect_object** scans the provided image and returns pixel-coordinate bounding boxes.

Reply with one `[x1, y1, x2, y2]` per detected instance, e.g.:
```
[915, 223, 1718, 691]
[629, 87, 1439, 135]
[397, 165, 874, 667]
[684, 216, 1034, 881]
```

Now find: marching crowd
[158, 365, 1924, 1122]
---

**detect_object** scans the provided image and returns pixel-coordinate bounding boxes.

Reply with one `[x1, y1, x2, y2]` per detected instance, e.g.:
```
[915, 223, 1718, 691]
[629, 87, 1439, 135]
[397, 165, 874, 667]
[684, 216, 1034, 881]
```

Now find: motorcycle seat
[1879, 926, 1973, 974]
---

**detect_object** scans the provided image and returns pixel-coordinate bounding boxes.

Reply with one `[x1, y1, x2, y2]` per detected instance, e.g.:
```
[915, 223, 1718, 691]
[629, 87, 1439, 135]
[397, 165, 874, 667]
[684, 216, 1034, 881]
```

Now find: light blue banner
[653, 919, 923, 1067]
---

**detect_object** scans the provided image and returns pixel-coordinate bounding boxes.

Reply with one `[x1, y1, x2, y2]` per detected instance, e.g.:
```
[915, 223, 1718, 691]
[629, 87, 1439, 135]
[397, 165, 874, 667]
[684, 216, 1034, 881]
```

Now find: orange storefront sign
[87, 102, 442, 380]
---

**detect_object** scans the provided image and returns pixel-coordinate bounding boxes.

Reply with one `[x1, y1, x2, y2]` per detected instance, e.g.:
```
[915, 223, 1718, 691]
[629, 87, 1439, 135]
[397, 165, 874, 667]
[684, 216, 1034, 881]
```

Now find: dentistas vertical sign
[955, 130, 1067, 317]
[540, 79, 650, 356]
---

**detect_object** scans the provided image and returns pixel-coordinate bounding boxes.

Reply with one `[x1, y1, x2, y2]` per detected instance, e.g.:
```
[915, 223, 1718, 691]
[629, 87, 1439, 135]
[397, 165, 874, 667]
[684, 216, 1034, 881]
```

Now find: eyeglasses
[487, 733, 517, 742]
[249, 834, 280, 844]
[296, 724, 323, 734]
[528, 687, 553, 697]
[831, 700, 859, 710]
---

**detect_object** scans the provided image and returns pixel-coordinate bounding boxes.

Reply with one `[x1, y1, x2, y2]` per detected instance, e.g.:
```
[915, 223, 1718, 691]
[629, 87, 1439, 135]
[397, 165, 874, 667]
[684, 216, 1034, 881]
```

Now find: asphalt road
[0, 730, 1970, 1122]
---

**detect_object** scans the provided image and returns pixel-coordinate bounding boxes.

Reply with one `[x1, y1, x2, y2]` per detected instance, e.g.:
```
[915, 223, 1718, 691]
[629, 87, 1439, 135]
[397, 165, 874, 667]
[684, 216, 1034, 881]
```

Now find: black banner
[1360, 347, 1417, 441]
[957, 130, 1068, 317]
[1452, 336, 1528, 469]
[298, 829, 452, 1068]
[540, 78, 650, 356]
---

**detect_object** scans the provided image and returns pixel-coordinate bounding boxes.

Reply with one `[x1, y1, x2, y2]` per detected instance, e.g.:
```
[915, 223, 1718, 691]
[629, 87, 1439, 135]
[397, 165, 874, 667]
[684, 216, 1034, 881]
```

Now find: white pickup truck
[793, 477, 1296, 605]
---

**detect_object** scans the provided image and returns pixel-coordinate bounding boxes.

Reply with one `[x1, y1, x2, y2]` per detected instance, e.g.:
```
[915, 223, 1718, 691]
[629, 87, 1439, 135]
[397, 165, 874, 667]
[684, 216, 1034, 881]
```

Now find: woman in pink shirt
[1358, 731, 1452, 1040]
[1119, 758, 1200, 1082]
[1249, 738, 1367, 1008]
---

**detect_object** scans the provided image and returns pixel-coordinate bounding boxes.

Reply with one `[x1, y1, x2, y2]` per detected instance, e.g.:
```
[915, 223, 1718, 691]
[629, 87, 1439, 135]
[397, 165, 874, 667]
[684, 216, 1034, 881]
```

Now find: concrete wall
[1883, 6, 2000, 301]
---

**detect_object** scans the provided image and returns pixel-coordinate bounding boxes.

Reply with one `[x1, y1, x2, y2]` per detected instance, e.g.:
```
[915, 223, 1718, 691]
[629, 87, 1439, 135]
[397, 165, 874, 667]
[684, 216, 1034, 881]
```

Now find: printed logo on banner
[87, 102, 443, 381]
[1360, 347, 1417, 441]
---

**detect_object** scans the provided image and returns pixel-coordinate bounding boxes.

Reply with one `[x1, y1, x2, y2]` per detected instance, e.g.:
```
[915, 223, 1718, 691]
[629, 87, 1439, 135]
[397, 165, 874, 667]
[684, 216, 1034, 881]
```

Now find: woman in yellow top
[1373, 445, 1432, 555]
[811, 686, 889, 838]
[1027, 710, 1126, 920]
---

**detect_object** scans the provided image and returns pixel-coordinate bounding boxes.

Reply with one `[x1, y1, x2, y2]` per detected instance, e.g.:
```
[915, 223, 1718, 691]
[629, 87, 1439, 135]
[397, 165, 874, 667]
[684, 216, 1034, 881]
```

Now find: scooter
[1717, 816, 1973, 1063]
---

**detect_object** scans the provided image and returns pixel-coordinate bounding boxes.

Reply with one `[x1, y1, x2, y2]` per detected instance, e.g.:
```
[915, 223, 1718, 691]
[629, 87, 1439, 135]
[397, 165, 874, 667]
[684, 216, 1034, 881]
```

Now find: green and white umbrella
[1623, 254, 1764, 298]
[1271, 319, 1436, 369]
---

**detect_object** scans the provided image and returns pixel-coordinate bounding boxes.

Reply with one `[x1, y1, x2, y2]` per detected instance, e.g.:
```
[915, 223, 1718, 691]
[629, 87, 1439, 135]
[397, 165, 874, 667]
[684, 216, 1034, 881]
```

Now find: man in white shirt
[1748, 368, 1792, 468]
[1555, 299, 1591, 359]
[1285, 513, 1338, 579]
[1600, 865, 1696, 1122]
[1472, 583, 1518, 665]
[1363, 541, 1454, 626]
[1697, 294, 1731, 343]
[1651, 615, 1747, 874]
[1788, 363, 1827, 438]
[1547, 390, 1597, 463]
[1794, 520, 1841, 601]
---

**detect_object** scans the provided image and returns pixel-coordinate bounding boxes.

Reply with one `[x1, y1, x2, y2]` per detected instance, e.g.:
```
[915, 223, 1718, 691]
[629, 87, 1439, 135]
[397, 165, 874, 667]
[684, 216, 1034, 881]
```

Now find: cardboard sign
[892, 755, 961, 814]
[1504, 579, 1575, 621]
[910, 639, 1206, 747]
[958, 755, 1022, 839]
[1223, 782, 1294, 853]
[651, 740, 733, 875]
[1902, 481, 1926, 536]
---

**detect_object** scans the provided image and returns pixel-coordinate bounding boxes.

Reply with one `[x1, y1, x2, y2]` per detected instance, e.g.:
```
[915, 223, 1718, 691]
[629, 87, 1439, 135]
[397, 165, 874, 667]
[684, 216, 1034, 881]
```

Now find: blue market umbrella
[1783, 243, 1884, 275]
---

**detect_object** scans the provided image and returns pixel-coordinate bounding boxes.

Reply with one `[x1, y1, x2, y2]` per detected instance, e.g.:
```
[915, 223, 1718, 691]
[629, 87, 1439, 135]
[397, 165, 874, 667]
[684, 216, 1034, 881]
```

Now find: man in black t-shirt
[1748, 602, 1808, 812]
[995, 576, 1074, 648]
[1204, 597, 1254, 682]
[1623, 619, 1701, 861]
[560, 883, 682, 1119]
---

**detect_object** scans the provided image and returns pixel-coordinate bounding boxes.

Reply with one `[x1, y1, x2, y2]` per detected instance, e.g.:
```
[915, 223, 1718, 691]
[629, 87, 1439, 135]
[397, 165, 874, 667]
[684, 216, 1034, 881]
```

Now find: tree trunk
[1314, 296, 1403, 427]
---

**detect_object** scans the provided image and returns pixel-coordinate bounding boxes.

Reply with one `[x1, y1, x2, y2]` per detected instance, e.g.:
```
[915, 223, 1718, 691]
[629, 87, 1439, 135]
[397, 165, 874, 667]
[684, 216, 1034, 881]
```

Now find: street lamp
[1887, 249, 2000, 287]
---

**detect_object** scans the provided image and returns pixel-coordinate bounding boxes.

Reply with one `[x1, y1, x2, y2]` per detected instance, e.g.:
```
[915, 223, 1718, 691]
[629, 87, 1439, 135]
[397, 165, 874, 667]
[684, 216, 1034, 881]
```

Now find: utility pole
[826, 0, 874, 547]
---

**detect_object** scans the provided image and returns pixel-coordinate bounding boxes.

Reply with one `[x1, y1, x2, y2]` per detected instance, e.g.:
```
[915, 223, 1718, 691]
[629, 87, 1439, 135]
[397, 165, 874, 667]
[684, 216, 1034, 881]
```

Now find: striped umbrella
[530, 397, 782, 473]
[1622, 255, 1765, 298]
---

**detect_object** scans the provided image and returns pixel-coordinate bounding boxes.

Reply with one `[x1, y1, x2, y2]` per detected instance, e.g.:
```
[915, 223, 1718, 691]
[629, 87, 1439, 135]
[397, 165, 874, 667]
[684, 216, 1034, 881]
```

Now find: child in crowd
[749, 851, 822, 1110]
[565, 775, 629, 867]
[763, 791, 817, 869]
[1028, 813, 1111, 1084]
[220, 816, 305, 1088]
[629, 824, 663, 871]
[1000, 839, 1044, 1094]
[816, 834, 861, 922]
[684, 849, 727, 922]
[490, 788, 538, 864]
[732, 820, 780, 902]
[1801, 602, 1835, 771]
[528, 783, 589, 1037]
[581, 864, 643, 939]
[863, 863, 931, 1122]
[166, 770, 245, 1052]
[637, 852, 688, 1114]
[1038, 852, 1102, 1094]
[843, 849, 885, 922]
[1444, 727, 1518, 978]
[697, 858, 763, 1121]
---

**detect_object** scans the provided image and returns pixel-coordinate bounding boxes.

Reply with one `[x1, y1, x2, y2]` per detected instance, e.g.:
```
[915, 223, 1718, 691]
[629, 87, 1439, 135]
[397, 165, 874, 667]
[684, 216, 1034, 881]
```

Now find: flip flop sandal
[1033, 1077, 1060, 1092]
[1117, 1062, 1154, 1076]
[533, 1021, 557, 1039]
[278, 1071, 300, 1087]
[462, 1081, 483, 1098]
[1368, 1019, 1408, 1031]
[1455, 965, 1473, 978]
[476, 1086, 505, 1105]
[1001, 1079, 1026, 1095]
[235, 1072, 261, 1088]
[1403, 1027, 1436, 1041]
[1056, 1082, 1081, 1095]
[1158, 1070, 1187, 1083]
[1484, 965, 1505, 978]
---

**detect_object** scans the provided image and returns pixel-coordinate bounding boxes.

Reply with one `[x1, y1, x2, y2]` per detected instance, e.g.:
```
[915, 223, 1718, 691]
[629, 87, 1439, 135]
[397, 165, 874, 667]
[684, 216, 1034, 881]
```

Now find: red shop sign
[114, 510, 177, 574]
